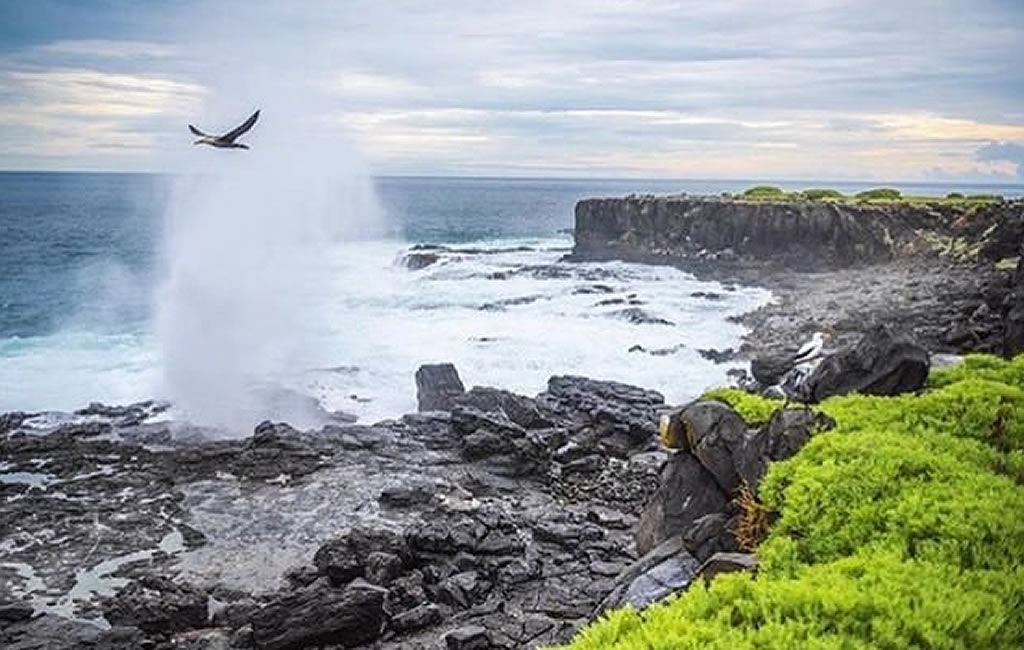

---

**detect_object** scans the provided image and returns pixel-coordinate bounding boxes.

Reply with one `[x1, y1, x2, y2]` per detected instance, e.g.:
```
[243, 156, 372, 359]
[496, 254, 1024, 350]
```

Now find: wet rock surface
[0, 375, 667, 649]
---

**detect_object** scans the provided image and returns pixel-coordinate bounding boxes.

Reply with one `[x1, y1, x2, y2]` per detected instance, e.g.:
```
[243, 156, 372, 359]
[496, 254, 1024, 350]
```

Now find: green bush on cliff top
[741, 185, 787, 198]
[854, 187, 902, 200]
[554, 355, 1024, 650]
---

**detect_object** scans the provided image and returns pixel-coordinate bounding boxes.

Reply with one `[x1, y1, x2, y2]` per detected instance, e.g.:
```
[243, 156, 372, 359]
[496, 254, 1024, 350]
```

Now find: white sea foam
[0, 237, 771, 425]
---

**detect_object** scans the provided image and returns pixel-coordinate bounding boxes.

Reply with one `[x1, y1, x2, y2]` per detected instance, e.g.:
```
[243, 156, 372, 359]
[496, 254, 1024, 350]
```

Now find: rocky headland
[571, 194, 1024, 361]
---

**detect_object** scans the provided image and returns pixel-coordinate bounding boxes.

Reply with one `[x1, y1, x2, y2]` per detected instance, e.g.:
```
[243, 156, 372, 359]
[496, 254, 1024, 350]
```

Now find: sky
[0, 0, 1022, 181]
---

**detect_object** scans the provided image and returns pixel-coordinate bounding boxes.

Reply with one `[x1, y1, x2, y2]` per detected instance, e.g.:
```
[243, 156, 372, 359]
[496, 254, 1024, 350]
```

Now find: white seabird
[189, 110, 260, 149]
[792, 331, 825, 364]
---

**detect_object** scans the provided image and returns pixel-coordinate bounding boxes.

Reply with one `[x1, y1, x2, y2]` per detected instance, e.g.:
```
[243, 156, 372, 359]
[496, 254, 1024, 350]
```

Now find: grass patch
[554, 355, 1024, 650]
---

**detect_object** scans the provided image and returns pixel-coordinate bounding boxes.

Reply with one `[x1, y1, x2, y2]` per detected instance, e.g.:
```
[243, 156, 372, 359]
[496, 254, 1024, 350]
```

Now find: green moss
[555, 355, 1024, 650]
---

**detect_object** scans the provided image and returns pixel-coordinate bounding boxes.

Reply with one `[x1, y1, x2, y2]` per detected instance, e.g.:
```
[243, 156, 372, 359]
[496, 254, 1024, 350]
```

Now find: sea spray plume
[156, 114, 385, 433]
[154, 1, 391, 432]
[157, 115, 385, 434]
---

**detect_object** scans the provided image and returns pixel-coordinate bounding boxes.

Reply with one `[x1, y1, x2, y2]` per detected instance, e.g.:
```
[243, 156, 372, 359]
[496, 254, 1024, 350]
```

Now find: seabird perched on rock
[188, 110, 259, 149]
[792, 331, 825, 364]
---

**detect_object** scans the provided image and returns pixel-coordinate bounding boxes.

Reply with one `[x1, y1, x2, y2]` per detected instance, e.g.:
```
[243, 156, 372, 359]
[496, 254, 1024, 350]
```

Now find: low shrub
[802, 188, 845, 200]
[855, 187, 902, 200]
[699, 387, 780, 426]
[742, 185, 786, 198]
[556, 355, 1024, 650]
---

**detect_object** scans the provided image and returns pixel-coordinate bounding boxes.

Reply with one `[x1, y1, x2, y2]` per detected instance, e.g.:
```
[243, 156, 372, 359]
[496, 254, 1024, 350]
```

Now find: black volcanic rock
[251, 579, 388, 650]
[803, 325, 929, 401]
[102, 576, 207, 634]
[416, 363, 466, 412]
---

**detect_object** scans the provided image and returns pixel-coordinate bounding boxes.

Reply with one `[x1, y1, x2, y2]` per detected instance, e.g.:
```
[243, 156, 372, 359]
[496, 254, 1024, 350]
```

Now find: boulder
[313, 526, 407, 586]
[734, 408, 835, 490]
[635, 453, 729, 555]
[390, 603, 442, 633]
[444, 625, 491, 650]
[696, 552, 758, 583]
[415, 363, 466, 412]
[682, 512, 740, 563]
[596, 536, 700, 613]
[403, 252, 441, 270]
[102, 576, 207, 635]
[668, 400, 749, 493]
[751, 352, 796, 387]
[802, 325, 929, 402]
[251, 579, 387, 650]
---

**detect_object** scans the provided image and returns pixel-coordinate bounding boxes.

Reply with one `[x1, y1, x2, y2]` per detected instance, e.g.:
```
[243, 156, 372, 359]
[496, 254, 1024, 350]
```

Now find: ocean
[1, 172, 1021, 425]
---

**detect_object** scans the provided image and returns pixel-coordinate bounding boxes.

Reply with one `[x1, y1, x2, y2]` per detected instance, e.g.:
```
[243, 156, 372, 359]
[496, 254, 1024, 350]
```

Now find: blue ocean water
[1, 172, 1021, 420]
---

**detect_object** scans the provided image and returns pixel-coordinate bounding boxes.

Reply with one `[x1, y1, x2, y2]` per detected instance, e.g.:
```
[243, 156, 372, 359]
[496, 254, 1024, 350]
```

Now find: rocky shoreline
[1, 375, 678, 649]
[570, 194, 1024, 362]
[3, 193, 1022, 649]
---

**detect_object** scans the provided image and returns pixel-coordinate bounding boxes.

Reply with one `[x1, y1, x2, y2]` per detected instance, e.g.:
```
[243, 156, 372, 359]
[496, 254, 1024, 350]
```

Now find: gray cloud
[0, 0, 1022, 179]
[977, 141, 1024, 178]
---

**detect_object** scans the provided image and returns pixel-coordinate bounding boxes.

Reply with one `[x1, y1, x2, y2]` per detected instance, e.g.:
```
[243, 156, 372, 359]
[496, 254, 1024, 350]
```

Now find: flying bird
[188, 110, 260, 149]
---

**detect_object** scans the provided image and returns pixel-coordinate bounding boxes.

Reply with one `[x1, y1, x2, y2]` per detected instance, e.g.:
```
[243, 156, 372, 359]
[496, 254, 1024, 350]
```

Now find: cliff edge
[572, 195, 1022, 271]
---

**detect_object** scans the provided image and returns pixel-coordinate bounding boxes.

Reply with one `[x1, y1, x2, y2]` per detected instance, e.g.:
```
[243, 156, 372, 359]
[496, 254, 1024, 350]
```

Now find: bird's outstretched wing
[188, 124, 209, 137]
[222, 110, 260, 142]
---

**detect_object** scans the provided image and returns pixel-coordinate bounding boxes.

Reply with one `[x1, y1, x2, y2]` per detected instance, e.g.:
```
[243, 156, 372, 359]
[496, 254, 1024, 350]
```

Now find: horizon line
[0, 169, 1022, 188]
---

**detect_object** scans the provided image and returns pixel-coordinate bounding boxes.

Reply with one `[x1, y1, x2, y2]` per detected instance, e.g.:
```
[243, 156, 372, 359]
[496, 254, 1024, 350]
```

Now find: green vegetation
[802, 188, 845, 200]
[555, 355, 1024, 650]
[854, 187, 902, 200]
[701, 387, 781, 426]
[741, 185, 787, 198]
[734, 186, 1003, 205]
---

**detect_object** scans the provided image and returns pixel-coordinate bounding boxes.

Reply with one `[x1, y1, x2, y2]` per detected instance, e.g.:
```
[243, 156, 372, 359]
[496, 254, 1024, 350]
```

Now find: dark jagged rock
[444, 625, 491, 650]
[608, 307, 674, 326]
[391, 603, 442, 633]
[0, 411, 28, 435]
[251, 579, 388, 650]
[573, 195, 1021, 270]
[416, 363, 466, 412]
[671, 400, 749, 494]
[313, 526, 408, 586]
[734, 408, 835, 490]
[682, 512, 740, 564]
[232, 421, 326, 480]
[751, 351, 798, 386]
[696, 552, 758, 584]
[803, 325, 929, 402]
[1005, 253, 1024, 357]
[635, 453, 729, 556]
[0, 603, 34, 624]
[403, 252, 441, 270]
[454, 387, 559, 430]
[102, 576, 207, 634]
[596, 536, 700, 613]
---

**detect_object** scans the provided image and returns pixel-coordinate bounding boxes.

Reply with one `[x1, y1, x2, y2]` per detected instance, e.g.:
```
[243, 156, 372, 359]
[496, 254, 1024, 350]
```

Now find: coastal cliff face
[573, 196, 1022, 270]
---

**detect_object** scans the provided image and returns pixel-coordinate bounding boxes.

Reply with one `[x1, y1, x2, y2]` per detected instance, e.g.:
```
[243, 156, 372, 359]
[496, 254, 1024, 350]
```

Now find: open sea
[2, 172, 1022, 425]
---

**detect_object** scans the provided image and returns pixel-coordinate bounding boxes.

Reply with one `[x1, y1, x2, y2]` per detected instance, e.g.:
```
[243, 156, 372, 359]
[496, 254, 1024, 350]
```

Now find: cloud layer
[0, 0, 1021, 180]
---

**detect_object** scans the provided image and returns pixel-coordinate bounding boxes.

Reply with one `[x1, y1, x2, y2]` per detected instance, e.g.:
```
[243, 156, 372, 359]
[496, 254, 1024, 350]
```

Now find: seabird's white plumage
[792, 331, 825, 364]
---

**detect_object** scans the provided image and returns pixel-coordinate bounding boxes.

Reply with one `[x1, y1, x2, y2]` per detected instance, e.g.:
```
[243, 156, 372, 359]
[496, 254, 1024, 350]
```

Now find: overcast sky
[1, 0, 1022, 180]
